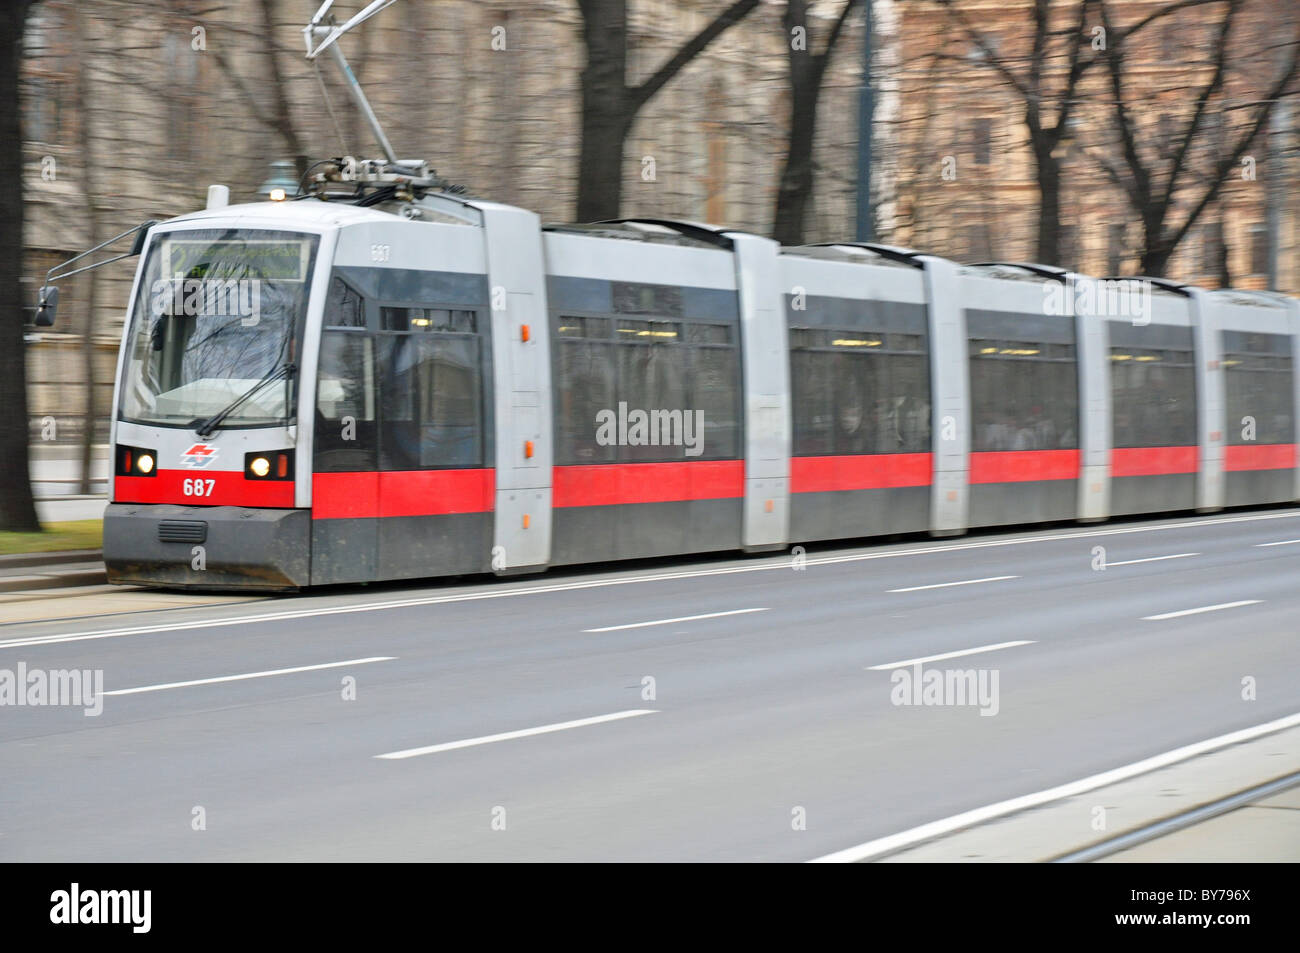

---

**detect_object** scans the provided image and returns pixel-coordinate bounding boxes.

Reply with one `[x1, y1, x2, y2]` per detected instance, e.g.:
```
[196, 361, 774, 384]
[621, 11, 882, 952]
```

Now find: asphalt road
[3, 507, 1300, 861]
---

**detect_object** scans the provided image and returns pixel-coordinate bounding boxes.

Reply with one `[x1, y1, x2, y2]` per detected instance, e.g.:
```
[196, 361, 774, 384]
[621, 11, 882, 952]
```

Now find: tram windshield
[118, 229, 319, 429]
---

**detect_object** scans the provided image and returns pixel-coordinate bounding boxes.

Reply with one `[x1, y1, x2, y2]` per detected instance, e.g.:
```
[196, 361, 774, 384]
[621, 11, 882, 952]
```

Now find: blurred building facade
[20, 0, 876, 444]
[20, 0, 1298, 448]
[891, 0, 1300, 290]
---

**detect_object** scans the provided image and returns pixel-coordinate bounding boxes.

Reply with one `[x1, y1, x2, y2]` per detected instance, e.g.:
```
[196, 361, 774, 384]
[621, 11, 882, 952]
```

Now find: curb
[0, 550, 103, 570]
[0, 567, 107, 594]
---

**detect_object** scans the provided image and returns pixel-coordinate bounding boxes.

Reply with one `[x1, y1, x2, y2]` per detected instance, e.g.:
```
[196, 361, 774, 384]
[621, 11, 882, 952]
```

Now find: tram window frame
[552, 311, 741, 463]
[1222, 331, 1295, 446]
[374, 301, 488, 471]
[788, 324, 932, 457]
[314, 328, 379, 472]
[1108, 345, 1196, 448]
[323, 276, 366, 329]
[967, 336, 1079, 452]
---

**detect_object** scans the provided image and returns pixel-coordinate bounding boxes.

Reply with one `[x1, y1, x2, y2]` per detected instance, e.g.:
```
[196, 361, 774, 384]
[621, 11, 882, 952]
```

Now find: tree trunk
[0, 0, 39, 531]
[76, 6, 101, 496]
[772, 83, 819, 245]
[1139, 243, 1171, 278]
[575, 0, 630, 222]
[1032, 138, 1061, 266]
[574, 0, 759, 222]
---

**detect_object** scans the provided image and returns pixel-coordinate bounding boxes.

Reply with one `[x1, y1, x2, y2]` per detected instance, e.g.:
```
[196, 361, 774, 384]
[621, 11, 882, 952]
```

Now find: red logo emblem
[181, 443, 219, 469]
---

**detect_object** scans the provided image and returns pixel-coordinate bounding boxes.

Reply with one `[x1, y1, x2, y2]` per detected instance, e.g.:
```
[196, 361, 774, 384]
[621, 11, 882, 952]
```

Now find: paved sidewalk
[1098, 784, 1300, 862]
[877, 723, 1300, 863]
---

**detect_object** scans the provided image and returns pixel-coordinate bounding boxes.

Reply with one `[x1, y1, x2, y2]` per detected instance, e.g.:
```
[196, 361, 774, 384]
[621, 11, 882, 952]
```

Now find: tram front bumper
[103, 503, 310, 591]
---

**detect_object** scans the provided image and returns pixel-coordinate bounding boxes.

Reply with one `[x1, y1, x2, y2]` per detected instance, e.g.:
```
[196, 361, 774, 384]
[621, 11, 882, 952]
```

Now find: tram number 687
[183, 478, 216, 497]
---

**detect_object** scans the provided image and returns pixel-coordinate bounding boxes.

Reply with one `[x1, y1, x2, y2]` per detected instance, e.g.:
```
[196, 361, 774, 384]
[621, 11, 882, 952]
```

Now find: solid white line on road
[866, 641, 1036, 671]
[808, 710, 1300, 863]
[1107, 552, 1199, 566]
[584, 607, 768, 633]
[888, 575, 1018, 593]
[6, 509, 1299, 653]
[1142, 600, 1262, 621]
[375, 709, 658, 760]
[1255, 538, 1300, 547]
[104, 657, 396, 696]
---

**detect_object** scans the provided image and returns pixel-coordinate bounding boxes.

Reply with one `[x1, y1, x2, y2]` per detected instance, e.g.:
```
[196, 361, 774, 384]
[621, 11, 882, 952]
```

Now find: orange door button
[524, 440, 534, 459]
[521, 324, 530, 342]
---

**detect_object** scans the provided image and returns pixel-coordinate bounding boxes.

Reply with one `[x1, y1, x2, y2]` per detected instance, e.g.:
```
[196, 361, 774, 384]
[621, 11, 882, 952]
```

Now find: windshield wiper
[194, 362, 296, 438]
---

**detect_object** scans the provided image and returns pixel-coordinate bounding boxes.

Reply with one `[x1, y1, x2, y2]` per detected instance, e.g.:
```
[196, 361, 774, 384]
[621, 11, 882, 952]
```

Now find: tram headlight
[115, 444, 158, 477]
[245, 450, 294, 481]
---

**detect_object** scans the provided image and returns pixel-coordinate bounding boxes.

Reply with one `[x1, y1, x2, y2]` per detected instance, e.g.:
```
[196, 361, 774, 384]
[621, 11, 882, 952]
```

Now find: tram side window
[968, 338, 1079, 452]
[324, 277, 366, 328]
[1223, 332, 1295, 445]
[1110, 347, 1196, 448]
[552, 316, 741, 463]
[378, 327, 484, 470]
[555, 318, 616, 463]
[314, 330, 377, 471]
[686, 324, 740, 459]
[616, 319, 688, 462]
[788, 328, 931, 456]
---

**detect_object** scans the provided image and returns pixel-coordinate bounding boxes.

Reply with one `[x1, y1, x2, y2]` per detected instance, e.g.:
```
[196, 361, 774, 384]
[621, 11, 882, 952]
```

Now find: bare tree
[1092, 0, 1300, 276]
[74, 5, 102, 495]
[211, 0, 309, 178]
[934, 0, 1219, 267]
[772, 0, 861, 246]
[0, 0, 39, 531]
[575, 0, 760, 222]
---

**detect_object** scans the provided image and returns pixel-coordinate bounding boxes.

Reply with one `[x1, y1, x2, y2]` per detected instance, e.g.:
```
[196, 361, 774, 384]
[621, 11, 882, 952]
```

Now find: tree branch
[630, 0, 760, 109]
[1156, 0, 1239, 213]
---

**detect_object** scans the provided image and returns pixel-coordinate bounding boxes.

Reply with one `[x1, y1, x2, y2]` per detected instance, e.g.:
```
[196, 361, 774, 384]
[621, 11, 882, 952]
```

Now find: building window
[1249, 223, 1269, 277]
[1201, 221, 1223, 276]
[972, 118, 992, 167]
[966, 222, 993, 262]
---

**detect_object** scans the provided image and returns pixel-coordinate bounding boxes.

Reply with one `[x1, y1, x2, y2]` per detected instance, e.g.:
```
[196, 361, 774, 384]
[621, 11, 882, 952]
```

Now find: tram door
[312, 298, 381, 585]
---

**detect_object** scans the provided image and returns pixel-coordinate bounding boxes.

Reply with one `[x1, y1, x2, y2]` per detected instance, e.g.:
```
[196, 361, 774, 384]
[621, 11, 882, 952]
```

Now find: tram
[32, 2, 1299, 591]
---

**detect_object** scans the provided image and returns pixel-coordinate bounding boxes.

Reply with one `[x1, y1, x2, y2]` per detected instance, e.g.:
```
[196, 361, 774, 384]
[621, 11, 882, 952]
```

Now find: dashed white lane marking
[104, 657, 396, 696]
[584, 607, 768, 632]
[4, 509, 1297, 653]
[1107, 552, 1199, 566]
[808, 711, 1300, 863]
[1255, 538, 1300, 547]
[375, 709, 658, 760]
[866, 641, 1036, 671]
[1142, 600, 1262, 621]
[887, 575, 1018, 593]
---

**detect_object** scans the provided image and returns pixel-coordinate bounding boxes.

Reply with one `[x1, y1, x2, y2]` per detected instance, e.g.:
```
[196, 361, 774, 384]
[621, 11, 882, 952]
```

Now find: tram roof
[166, 198, 412, 230]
